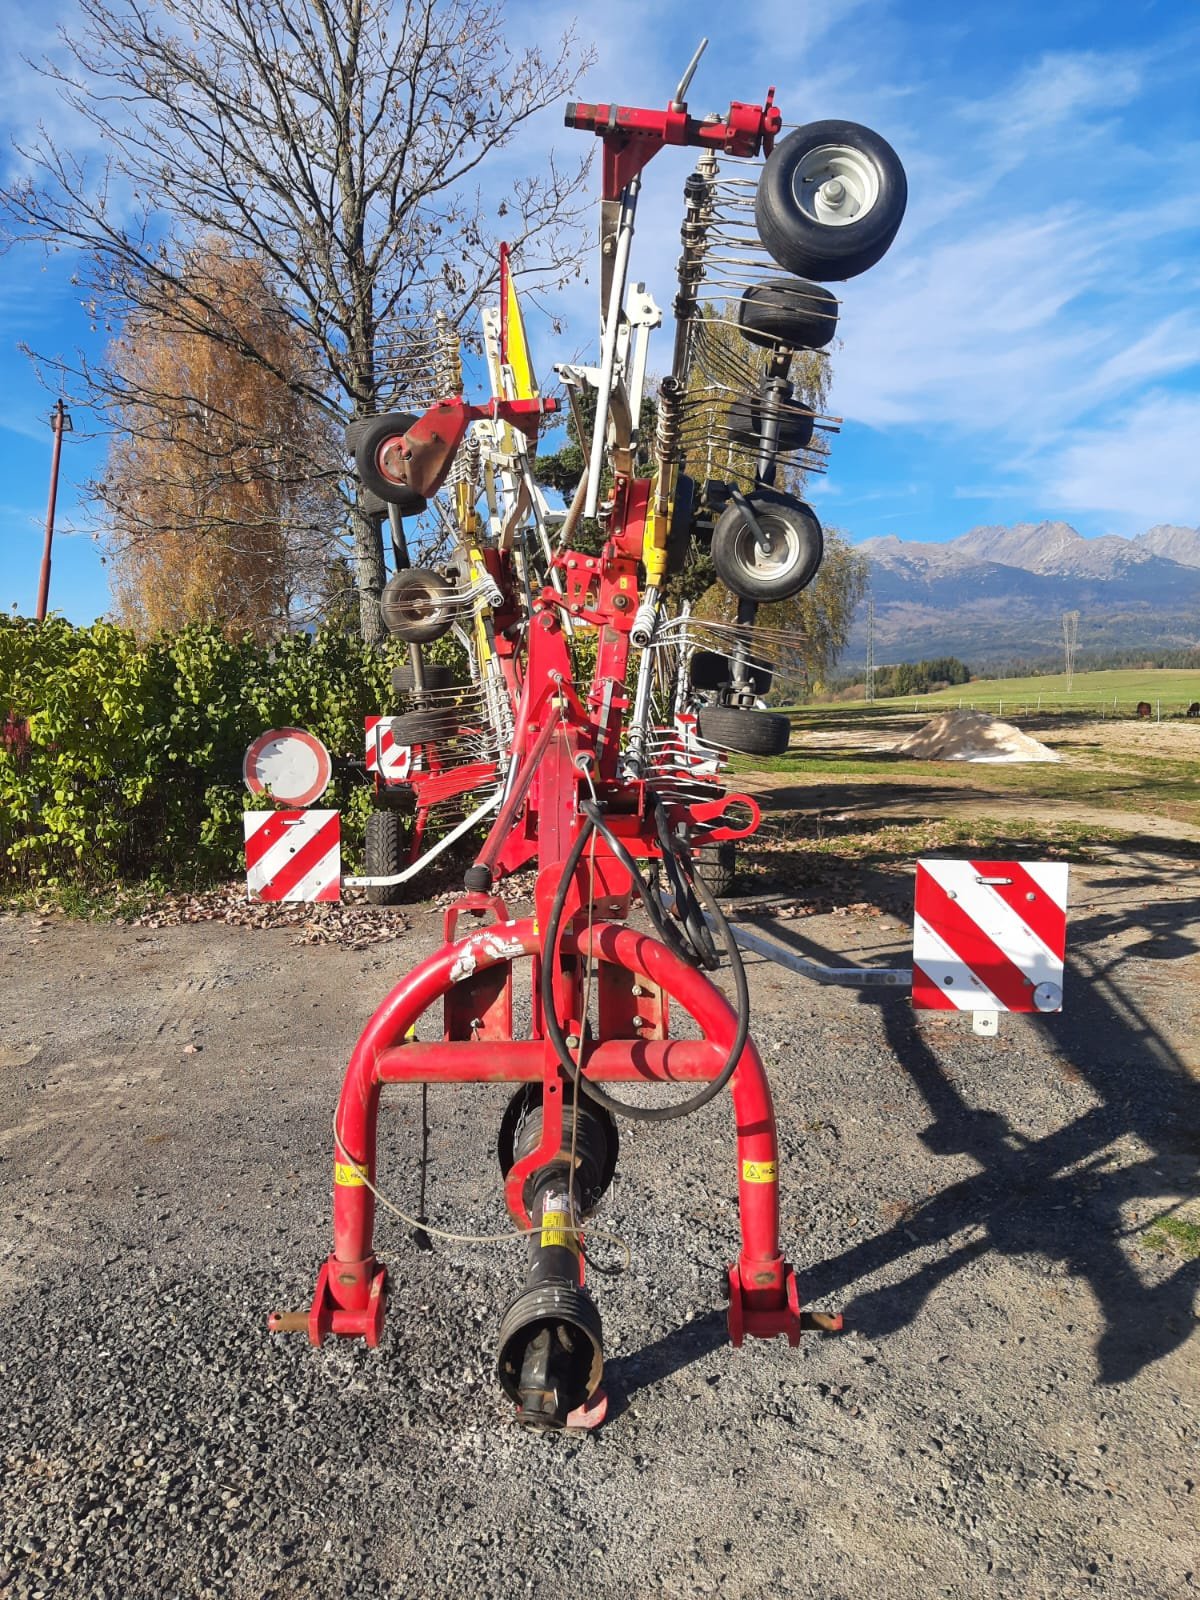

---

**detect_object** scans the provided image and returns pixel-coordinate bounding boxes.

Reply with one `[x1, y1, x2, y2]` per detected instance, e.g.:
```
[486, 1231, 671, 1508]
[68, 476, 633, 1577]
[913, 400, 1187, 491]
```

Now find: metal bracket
[346, 791, 502, 888]
[728, 486, 773, 555]
[715, 917, 912, 989]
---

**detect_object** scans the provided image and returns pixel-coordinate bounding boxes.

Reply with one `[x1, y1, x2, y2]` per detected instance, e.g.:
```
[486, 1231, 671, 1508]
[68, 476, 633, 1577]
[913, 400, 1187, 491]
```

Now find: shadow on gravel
[603, 1309, 729, 1421]
[741, 843, 1200, 1387]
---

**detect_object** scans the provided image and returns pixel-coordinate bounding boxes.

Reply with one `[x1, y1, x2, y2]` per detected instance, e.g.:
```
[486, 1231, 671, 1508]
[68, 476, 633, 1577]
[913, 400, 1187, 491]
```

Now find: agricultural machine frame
[272, 47, 911, 1428]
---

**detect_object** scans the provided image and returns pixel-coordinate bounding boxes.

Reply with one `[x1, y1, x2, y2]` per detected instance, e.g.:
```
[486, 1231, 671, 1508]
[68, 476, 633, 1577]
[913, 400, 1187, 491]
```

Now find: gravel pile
[896, 709, 1060, 763]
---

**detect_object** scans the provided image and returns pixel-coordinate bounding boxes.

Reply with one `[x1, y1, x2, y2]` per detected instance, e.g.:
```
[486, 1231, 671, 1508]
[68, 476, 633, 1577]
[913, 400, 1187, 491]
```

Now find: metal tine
[694, 281, 844, 312]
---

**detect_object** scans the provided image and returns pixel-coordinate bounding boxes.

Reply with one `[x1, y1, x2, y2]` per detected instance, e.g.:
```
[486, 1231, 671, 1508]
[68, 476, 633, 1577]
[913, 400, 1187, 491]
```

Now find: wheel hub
[792, 142, 880, 226]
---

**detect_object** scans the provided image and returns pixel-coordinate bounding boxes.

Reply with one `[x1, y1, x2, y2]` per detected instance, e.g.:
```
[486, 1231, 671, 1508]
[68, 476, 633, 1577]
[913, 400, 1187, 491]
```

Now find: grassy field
[831, 667, 1200, 716]
[740, 685, 1200, 840]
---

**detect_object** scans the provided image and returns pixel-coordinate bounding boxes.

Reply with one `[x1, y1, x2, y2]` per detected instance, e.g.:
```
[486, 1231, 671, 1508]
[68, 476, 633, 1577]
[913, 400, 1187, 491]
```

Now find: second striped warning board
[244, 809, 341, 903]
[912, 859, 1067, 1014]
[365, 716, 413, 783]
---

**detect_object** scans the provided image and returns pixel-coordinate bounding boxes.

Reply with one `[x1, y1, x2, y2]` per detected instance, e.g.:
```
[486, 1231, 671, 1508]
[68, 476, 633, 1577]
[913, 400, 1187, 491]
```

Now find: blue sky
[2, 0, 1199, 622]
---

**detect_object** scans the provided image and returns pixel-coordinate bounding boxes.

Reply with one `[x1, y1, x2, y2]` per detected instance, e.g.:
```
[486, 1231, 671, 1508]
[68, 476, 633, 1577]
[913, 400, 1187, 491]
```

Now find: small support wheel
[697, 706, 792, 758]
[710, 492, 823, 603]
[364, 810, 408, 906]
[389, 705, 462, 745]
[696, 841, 736, 897]
[737, 277, 839, 350]
[663, 473, 698, 578]
[350, 412, 427, 513]
[724, 394, 815, 453]
[755, 120, 907, 282]
[391, 662, 456, 695]
[688, 649, 773, 697]
[380, 568, 456, 642]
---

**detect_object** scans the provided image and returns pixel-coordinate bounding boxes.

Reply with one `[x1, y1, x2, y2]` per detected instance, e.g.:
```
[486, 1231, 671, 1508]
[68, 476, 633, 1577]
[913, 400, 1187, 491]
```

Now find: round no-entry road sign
[242, 727, 333, 808]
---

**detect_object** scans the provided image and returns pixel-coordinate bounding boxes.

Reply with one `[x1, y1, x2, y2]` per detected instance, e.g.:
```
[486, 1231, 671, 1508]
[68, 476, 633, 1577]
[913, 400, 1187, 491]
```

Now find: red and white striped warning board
[912, 859, 1067, 1013]
[364, 716, 413, 783]
[244, 809, 341, 903]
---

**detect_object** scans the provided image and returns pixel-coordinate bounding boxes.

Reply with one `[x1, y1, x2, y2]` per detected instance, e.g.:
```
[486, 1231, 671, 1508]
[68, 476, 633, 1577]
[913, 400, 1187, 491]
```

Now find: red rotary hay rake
[271, 44, 907, 1429]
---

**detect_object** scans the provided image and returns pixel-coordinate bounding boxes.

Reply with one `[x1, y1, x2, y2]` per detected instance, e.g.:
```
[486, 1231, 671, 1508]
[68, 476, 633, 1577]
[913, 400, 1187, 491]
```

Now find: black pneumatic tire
[755, 120, 907, 282]
[663, 474, 697, 579]
[379, 568, 455, 643]
[737, 277, 839, 350]
[725, 395, 815, 453]
[389, 706, 462, 746]
[695, 841, 736, 897]
[710, 492, 823, 603]
[351, 412, 427, 514]
[391, 663, 456, 695]
[688, 649, 773, 696]
[364, 810, 407, 906]
[697, 705, 792, 758]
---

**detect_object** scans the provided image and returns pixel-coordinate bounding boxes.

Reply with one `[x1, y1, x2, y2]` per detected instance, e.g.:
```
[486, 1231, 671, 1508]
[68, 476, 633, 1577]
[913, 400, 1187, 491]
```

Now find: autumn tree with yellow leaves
[102, 240, 340, 639]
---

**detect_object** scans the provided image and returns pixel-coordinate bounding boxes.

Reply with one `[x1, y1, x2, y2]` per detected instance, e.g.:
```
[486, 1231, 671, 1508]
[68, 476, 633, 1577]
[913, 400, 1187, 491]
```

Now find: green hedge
[0, 618, 413, 886]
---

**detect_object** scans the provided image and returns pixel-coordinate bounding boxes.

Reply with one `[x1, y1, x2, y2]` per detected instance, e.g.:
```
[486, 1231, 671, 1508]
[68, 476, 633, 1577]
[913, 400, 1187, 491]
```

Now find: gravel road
[1, 838, 1197, 1599]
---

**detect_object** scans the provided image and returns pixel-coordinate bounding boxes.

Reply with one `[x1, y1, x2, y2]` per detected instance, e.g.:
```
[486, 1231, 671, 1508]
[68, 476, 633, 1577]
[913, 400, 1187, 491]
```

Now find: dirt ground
[748, 714, 1200, 843]
[1, 770, 1198, 1598]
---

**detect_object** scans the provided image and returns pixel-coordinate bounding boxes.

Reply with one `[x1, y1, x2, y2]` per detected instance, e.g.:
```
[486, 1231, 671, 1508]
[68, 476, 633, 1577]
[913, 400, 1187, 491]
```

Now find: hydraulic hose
[651, 796, 719, 971]
[539, 799, 750, 1122]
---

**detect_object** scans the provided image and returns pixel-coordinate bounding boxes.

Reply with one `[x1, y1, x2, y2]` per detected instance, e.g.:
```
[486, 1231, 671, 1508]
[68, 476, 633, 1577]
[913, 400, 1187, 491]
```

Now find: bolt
[631, 1016, 645, 1030]
[567, 559, 577, 568]
[470, 1017, 483, 1031]
[565, 1034, 580, 1049]
[1026, 892, 1036, 902]
[613, 594, 629, 611]
[631, 984, 645, 997]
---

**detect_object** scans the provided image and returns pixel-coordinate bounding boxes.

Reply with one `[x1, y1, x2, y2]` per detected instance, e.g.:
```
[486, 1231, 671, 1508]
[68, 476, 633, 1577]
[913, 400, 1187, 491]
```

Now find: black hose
[651, 797, 720, 970]
[539, 800, 751, 1122]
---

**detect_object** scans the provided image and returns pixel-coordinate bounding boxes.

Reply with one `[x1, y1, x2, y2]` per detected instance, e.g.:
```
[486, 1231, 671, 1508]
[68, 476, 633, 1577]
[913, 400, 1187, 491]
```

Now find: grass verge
[1142, 1214, 1200, 1260]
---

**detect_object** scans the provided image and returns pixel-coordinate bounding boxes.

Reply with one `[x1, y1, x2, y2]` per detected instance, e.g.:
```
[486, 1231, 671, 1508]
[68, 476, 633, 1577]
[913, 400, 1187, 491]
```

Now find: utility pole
[865, 596, 876, 704]
[36, 399, 73, 623]
[1061, 610, 1079, 693]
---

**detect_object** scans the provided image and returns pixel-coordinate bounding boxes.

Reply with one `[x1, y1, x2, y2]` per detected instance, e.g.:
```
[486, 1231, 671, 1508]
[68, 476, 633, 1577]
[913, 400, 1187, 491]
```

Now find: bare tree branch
[3, 0, 594, 638]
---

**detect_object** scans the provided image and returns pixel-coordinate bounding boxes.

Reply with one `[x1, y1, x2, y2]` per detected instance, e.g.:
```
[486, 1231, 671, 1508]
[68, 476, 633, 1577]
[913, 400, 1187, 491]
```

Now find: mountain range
[847, 522, 1200, 665]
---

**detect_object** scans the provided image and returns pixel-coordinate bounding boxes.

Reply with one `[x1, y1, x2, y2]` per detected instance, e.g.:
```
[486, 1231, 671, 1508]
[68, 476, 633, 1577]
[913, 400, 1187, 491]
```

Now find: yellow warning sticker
[540, 1210, 579, 1252]
[334, 1161, 366, 1188]
[540, 1228, 577, 1249]
[742, 1159, 777, 1184]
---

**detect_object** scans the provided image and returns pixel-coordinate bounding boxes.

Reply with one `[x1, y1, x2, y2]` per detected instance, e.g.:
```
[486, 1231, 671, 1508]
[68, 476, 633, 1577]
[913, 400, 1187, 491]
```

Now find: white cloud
[1040, 391, 1200, 526]
[965, 49, 1144, 146]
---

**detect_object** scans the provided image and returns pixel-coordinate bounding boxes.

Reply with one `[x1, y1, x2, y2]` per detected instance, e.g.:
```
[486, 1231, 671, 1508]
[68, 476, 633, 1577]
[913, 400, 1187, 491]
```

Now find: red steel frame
[289, 570, 829, 1361]
[277, 81, 841, 1400]
[372, 546, 525, 864]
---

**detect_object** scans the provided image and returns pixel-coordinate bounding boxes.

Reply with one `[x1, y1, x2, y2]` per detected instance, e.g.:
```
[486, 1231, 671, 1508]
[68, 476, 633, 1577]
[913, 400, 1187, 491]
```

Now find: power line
[1062, 610, 1079, 692]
